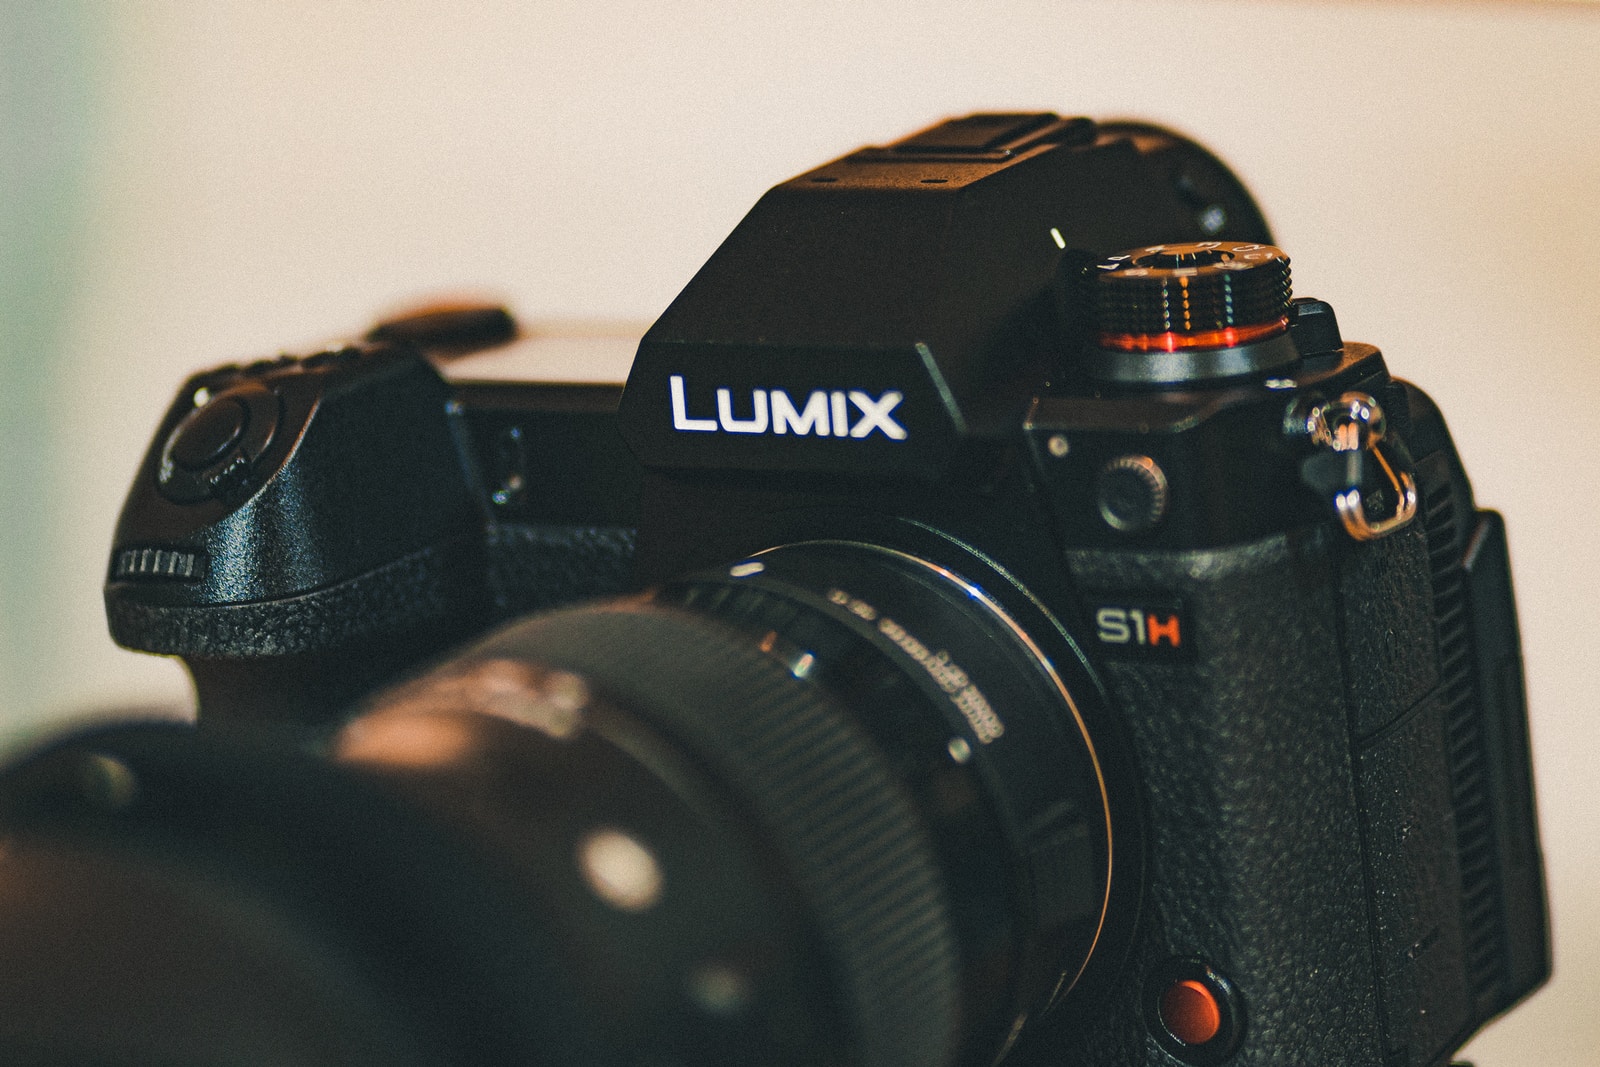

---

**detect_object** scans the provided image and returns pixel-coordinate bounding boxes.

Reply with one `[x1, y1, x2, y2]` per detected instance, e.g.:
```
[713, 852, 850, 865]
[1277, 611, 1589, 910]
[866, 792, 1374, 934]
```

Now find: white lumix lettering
[716, 388, 768, 433]
[771, 389, 830, 435]
[830, 391, 850, 438]
[668, 375, 907, 441]
[670, 375, 717, 432]
[848, 390, 908, 440]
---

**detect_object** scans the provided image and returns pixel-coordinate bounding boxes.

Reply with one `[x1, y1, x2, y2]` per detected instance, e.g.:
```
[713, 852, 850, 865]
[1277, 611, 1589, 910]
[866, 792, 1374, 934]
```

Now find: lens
[341, 540, 1116, 1066]
[0, 541, 1118, 1066]
[0, 722, 600, 1067]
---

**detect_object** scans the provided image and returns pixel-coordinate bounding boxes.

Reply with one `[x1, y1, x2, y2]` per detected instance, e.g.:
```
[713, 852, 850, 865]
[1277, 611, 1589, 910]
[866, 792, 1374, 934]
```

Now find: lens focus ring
[479, 602, 961, 1067]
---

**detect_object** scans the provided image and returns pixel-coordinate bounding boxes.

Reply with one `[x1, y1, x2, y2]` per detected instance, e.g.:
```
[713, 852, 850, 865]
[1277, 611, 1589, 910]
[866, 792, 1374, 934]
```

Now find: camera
[0, 114, 1547, 1066]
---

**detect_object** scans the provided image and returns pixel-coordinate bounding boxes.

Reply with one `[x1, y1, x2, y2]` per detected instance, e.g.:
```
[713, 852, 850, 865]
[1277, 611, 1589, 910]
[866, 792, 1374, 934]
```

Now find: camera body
[101, 114, 1547, 1065]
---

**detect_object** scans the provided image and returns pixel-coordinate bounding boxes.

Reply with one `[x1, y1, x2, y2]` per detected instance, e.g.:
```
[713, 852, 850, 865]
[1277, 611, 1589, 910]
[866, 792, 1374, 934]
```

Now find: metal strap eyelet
[1294, 391, 1419, 542]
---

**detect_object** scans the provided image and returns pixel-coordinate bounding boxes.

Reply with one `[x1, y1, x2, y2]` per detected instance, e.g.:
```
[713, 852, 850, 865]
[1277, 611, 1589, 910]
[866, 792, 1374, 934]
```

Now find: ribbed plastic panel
[1422, 473, 1505, 1002]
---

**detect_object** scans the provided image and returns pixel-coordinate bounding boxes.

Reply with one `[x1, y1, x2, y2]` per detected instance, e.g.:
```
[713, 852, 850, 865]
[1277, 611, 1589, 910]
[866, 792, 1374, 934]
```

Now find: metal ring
[1333, 442, 1418, 542]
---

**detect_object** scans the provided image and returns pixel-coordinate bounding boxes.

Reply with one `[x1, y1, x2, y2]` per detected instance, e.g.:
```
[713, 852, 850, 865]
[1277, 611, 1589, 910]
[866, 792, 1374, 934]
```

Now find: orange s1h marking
[1089, 599, 1191, 659]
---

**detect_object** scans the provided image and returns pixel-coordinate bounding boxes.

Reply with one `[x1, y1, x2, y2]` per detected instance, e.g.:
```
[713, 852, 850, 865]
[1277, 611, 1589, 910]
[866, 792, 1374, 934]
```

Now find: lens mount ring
[732, 542, 1114, 996]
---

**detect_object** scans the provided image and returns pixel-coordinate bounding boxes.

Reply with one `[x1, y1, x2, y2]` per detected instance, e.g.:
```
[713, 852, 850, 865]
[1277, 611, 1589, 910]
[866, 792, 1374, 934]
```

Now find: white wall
[4, 1, 1597, 1062]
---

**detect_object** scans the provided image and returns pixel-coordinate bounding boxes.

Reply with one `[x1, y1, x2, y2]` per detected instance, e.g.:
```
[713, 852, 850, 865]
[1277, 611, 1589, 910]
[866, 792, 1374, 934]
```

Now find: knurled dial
[1084, 241, 1296, 384]
[1092, 241, 1290, 351]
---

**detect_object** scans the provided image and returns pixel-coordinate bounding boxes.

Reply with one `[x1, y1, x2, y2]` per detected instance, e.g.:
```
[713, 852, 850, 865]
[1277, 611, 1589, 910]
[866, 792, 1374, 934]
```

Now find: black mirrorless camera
[0, 115, 1547, 1067]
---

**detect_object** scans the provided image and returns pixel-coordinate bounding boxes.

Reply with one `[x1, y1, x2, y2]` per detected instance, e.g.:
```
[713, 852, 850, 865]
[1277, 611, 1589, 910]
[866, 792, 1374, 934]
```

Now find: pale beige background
[2, 1, 1595, 1063]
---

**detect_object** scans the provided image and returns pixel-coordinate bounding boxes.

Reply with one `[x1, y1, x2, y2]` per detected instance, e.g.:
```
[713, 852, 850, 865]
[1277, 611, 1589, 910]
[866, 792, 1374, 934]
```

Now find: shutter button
[157, 380, 281, 504]
[169, 398, 248, 471]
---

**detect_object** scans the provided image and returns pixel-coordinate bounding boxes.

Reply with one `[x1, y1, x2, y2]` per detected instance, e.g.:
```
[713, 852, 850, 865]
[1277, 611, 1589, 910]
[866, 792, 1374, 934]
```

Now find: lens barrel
[350, 541, 1114, 1065]
[0, 542, 1114, 1067]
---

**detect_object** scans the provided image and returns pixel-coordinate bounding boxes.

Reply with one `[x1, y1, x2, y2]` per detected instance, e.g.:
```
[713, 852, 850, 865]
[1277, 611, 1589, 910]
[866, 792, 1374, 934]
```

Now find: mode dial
[1083, 241, 1298, 385]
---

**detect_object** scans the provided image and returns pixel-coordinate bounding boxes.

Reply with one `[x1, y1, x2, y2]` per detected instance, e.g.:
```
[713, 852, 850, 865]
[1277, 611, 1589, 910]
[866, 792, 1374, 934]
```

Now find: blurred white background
[1, 0, 1595, 1062]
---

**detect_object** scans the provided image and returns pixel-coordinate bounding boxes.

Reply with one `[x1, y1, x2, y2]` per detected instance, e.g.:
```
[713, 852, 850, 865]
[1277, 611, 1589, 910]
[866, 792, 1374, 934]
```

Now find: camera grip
[106, 345, 486, 720]
[1059, 531, 1390, 1066]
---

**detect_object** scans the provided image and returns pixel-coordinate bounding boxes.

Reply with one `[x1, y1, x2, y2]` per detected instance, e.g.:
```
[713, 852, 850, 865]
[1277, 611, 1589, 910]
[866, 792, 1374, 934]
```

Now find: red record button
[1159, 978, 1224, 1046]
[1145, 959, 1241, 1063]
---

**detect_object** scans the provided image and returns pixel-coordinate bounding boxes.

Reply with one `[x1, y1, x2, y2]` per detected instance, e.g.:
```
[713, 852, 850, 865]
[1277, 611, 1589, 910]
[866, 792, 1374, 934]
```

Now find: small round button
[168, 398, 248, 471]
[1096, 454, 1169, 534]
[1144, 958, 1243, 1065]
[1160, 979, 1223, 1046]
[301, 346, 362, 371]
[157, 380, 282, 504]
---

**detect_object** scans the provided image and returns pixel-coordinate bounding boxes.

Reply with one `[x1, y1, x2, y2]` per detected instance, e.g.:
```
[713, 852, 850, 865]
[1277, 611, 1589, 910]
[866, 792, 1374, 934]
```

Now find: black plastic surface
[620, 114, 1275, 479]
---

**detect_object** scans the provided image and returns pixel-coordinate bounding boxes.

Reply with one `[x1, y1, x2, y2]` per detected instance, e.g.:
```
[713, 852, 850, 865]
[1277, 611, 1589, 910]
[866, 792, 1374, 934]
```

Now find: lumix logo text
[669, 375, 908, 440]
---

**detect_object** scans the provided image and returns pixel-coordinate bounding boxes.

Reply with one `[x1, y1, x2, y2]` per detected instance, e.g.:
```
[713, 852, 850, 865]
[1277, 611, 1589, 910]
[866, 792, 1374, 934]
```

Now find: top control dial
[1083, 242, 1298, 385]
[157, 380, 282, 504]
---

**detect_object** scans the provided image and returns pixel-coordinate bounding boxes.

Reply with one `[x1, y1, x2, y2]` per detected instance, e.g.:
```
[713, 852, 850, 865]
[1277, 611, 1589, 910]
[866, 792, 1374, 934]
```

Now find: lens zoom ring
[492, 603, 959, 1067]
